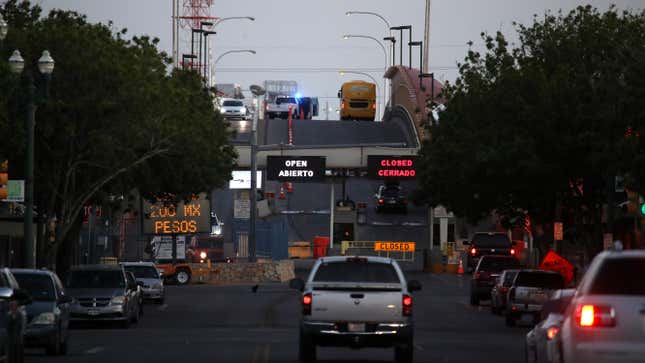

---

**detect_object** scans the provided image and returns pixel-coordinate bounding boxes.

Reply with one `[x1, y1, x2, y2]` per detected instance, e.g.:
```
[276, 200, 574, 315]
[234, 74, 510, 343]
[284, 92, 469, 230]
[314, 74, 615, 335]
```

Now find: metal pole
[198, 30, 202, 75]
[172, 0, 177, 68]
[249, 95, 259, 262]
[190, 31, 195, 69]
[399, 29, 403, 66]
[408, 28, 412, 69]
[24, 74, 36, 268]
[329, 182, 335, 249]
[423, 0, 432, 73]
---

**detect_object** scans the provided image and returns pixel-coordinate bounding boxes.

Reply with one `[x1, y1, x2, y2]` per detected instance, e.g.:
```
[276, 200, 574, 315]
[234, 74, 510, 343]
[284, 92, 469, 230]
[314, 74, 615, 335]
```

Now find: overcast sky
[31, 0, 645, 104]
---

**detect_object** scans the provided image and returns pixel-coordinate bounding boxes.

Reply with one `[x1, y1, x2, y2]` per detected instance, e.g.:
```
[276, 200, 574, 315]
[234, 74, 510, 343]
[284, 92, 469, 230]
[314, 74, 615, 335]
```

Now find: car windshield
[382, 187, 401, 197]
[515, 272, 564, 289]
[478, 258, 520, 272]
[588, 258, 645, 295]
[349, 85, 370, 92]
[196, 238, 223, 249]
[472, 234, 511, 247]
[123, 266, 159, 279]
[277, 97, 296, 104]
[13, 273, 56, 301]
[222, 100, 243, 107]
[313, 261, 400, 284]
[66, 270, 125, 289]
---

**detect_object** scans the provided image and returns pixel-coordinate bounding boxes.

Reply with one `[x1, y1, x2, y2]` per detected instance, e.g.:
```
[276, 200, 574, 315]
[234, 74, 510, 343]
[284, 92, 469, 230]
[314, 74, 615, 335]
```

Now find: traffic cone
[279, 187, 285, 200]
[300, 109, 304, 119]
[286, 182, 293, 193]
[457, 258, 464, 275]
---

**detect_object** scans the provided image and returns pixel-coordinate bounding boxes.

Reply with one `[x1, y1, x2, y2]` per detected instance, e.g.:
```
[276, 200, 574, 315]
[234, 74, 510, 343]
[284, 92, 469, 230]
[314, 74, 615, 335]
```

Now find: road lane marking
[158, 303, 168, 311]
[263, 344, 271, 363]
[84, 347, 105, 355]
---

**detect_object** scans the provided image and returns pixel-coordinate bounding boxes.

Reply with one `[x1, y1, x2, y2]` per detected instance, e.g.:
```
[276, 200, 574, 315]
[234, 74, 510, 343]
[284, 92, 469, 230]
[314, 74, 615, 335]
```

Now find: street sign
[142, 194, 210, 235]
[229, 170, 263, 189]
[554, 222, 563, 241]
[234, 198, 250, 220]
[367, 156, 417, 179]
[1, 180, 25, 202]
[267, 156, 326, 182]
[374, 241, 416, 252]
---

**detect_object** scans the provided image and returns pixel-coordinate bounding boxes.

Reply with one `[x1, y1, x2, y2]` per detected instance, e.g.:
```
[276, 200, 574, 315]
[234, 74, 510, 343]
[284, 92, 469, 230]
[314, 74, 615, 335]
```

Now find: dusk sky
[32, 0, 645, 104]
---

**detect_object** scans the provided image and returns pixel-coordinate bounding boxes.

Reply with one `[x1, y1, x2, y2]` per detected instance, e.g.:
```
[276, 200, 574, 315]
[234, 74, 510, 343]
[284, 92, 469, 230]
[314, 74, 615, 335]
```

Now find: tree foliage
[0, 1, 236, 266]
[418, 6, 645, 226]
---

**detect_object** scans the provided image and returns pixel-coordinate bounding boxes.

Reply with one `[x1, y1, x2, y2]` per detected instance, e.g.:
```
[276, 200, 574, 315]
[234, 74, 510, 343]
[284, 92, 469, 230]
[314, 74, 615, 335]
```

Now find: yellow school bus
[338, 80, 377, 121]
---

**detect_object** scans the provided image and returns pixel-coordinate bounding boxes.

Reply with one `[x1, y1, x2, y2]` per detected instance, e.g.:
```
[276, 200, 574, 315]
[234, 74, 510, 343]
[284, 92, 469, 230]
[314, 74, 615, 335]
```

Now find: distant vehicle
[490, 269, 520, 315]
[121, 262, 165, 304]
[470, 255, 521, 306]
[374, 184, 407, 213]
[219, 98, 249, 120]
[0, 268, 30, 363]
[525, 288, 576, 363]
[65, 265, 142, 328]
[11, 269, 72, 356]
[151, 235, 193, 285]
[463, 232, 517, 270]
[338, 80, 377, 121]
[266, 95, 299, 119]
[560, 250, 645, 363]
[296, 97, 319, 119]
[289, 256, 421, 363]
[187, 236, 225, 263]
[505, 270, 565, 327]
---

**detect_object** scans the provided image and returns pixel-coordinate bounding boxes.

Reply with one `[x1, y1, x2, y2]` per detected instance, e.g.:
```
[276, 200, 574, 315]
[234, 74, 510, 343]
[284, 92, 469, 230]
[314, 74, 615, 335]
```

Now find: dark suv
[464, 232, 517, 270]
[470, 255, 521, 305]
[374, 184, 407, 213]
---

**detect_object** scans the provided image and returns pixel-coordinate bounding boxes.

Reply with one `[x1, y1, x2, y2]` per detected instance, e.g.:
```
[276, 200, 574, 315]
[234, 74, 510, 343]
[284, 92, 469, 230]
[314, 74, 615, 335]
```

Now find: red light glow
[303, 294, 312, 305]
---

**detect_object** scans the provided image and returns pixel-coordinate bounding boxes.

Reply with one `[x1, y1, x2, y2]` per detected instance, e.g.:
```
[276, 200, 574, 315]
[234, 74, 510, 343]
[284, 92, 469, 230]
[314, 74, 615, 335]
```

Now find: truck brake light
[341, 101, 346, 110]
[510, 248, 516, 255]
[470, 247, 477, 255]
[302, 293, 312, 315]
[402, 294, 412, 316]
[372, 103, 376, 110]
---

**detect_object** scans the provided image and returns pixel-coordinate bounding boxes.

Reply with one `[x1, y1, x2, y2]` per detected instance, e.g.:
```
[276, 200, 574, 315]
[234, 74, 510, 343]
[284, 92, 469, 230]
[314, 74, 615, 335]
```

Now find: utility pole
[249, 85, 266, 262]
[423, 0, 432, 73]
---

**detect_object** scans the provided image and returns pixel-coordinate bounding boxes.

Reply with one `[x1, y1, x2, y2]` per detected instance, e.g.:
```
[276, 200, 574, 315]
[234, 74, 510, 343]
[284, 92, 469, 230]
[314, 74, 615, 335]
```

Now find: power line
[214, 66, 457, 73]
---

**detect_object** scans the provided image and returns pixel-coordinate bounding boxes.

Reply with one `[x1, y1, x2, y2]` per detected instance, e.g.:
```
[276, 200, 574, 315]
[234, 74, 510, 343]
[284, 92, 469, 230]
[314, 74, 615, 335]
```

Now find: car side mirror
[13, 288, 32, 306]
[289, 278, 305, 292]
[0, 287, 13, 299]
[407, 280, 422, 292]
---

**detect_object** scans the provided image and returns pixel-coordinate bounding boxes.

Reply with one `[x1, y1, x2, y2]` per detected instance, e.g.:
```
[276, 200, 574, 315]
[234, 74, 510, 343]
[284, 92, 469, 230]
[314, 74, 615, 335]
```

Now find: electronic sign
[267, 156, 326, 182]
[368, 156, 418, 179]
[229, 170, 263, 189]
[143, 193, 210, 235]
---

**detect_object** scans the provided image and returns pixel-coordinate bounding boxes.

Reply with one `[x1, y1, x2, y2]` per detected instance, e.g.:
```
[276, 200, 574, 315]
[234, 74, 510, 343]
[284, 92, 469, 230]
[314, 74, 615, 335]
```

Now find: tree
[418, 6, 645, 249]
[0, 1, 236, 269]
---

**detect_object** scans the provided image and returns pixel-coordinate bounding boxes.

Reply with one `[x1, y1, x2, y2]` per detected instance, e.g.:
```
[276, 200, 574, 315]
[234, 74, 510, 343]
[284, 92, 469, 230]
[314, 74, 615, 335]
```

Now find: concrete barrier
[207, 260, 295, 283]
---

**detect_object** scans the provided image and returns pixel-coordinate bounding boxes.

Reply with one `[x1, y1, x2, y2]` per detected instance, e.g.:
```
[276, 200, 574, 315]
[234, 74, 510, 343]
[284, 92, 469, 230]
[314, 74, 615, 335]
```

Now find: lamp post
[383, 36, 396, 67]
[343, 34, 388, 115]
[181, 53, 197, 69]
[249, 84, 265, 263]
[198, 21, 213, 78]
[390, 25, 412, 68]
[345, 11, 391, 34]
[409, 40, 423, 74]
[202, 30, 216, 80]
[211, 49, 256, 85]
[190, 28, 203, 70]
[8, 49, 55, 268]
[339, 70, 381, 121]
[419, 72, 435, 101]
[208, 17, 255, 86]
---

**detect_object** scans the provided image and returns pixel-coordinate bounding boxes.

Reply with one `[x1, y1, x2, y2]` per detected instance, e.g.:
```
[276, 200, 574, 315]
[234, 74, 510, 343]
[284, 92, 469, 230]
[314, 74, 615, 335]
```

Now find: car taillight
[546, 326, 559, 340]
[470, 247, 477, 255]
[265, 104, 269, 111]
[473, 273, 480, 279]
[510, 248, 516, 255]
[402, 294, 412, 316]
[372, 103, 376, 110]
[302, 293, 312, 315]
[341, 101, 346, 109]
[576, 304, 615, 328]
[378, 198, 384, 204]
[500, 287, 509, 293]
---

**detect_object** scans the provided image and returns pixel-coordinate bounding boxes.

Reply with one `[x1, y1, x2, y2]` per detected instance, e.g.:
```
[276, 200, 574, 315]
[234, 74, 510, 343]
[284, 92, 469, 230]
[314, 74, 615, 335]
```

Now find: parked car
[219, 98, 249, 120]
[11, 269, 72, 355]
[121, 262, 165, 304]
[490, 269, 520, 315]
[506, 270, 565, 327]
[525, 288, 576, 363]
[470, 255, 521, 305]
[374, 184, 407, 214]
[0, 268, 30, 363]
[289, 256, 421, 363]
[266, 95, 299, 119]
[560, 250, 645, 363]
[464, 232, 517, 270]
[187, 236, 225, 263]
[125, 271, 144, 317]
[65, 265, 141, 328]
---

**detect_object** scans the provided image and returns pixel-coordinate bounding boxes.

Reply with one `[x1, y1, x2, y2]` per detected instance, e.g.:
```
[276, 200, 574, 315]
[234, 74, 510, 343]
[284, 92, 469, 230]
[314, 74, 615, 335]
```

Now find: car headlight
[31, 312, 56, 325]
[110, 296, 126, 305]
[240, 107, 246, 114]
[200, 251, 207, 259]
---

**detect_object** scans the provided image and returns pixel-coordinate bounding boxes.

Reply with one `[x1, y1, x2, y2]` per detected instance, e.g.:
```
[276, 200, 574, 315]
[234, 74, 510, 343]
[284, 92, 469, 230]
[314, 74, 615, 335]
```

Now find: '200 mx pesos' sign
[267, 156, 326, 182]
[367, 156, 418, 178]
[142, 194, 210, 235]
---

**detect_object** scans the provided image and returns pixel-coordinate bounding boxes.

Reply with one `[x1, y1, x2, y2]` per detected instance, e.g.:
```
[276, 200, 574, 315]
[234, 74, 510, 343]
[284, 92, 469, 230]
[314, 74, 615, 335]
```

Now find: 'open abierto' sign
[267, 156, 326, 182]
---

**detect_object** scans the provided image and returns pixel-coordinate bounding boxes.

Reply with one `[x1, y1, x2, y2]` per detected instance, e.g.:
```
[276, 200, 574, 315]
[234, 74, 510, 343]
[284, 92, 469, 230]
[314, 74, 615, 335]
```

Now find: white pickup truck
[506, 269, 565, 326]
[266, 95, 299, 119]
[289, 256, 421, 363]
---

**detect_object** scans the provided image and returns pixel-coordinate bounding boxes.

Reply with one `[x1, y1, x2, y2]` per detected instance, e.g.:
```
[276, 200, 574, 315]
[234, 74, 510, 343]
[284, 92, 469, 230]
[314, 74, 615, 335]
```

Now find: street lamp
[383, 36, 396, 67]
[214, 16, 255, 27]
[409, 40, 423, 73]
[345, 11, 391, 34]
[339, 70, 381, 121]
[342, 34, 388, 110]
[211, 49, 256, 85]
[248, 84, 265, 263]
[202, 30, 216, 80]
[8, 49, 55, 269]
[390, 25, 411, 68]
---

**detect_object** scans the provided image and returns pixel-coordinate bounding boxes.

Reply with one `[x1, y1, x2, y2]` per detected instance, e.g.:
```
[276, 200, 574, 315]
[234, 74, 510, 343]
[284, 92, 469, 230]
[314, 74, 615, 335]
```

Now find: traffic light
[0, 160, 8, 200]
[333, 223, 354, 242]
[641, 203, 645, 215]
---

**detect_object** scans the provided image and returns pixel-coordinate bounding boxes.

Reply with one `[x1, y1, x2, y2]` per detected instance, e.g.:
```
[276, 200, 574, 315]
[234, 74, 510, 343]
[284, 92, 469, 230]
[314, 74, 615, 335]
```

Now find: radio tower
[172, 0, 218, 79]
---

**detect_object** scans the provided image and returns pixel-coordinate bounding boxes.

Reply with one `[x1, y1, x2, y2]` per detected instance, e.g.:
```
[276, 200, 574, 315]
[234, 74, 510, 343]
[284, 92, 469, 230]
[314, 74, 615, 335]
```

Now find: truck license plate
[348, 323, 365, 332]
[87, 309, 100, 316]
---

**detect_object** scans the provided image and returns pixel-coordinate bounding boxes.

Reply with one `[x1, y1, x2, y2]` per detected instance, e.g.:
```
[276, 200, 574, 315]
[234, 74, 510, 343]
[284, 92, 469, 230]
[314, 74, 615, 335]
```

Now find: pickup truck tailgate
[514, 286, 553, 305]
[310, 284, 403, 322]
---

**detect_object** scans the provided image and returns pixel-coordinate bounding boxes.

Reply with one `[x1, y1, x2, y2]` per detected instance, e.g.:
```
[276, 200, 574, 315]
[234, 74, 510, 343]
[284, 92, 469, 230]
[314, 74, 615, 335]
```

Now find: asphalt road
[26, 273, 529, 363]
